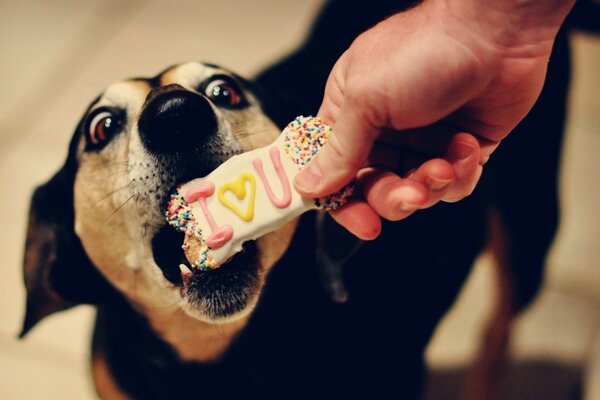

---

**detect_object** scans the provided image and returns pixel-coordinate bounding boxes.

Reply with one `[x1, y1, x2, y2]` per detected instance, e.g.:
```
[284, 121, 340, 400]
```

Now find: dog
[18, 58, 485, 399]
[20, 0, 588, 397]
[20, 61, 310, 397]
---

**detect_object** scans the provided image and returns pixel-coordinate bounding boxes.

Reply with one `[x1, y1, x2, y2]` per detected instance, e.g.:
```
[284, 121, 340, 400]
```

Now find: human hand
[294, 0, 575, 239]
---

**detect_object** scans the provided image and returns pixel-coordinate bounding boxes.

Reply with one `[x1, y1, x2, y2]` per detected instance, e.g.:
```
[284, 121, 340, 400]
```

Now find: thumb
[294, 101, 379, 197]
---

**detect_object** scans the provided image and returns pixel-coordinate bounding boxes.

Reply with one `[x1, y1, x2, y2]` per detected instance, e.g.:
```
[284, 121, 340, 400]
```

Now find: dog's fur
[20, 0, 593, 398]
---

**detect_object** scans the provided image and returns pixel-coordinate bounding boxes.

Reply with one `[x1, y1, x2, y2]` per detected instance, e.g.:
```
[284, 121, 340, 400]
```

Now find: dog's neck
[140, 304, 249, 362]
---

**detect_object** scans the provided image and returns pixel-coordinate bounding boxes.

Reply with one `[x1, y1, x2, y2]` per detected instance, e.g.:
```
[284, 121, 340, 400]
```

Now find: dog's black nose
[138, 84, 218, 154]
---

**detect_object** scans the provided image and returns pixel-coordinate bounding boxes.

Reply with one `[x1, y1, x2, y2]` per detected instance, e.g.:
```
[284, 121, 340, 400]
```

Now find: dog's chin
[152, 225, 262, 323]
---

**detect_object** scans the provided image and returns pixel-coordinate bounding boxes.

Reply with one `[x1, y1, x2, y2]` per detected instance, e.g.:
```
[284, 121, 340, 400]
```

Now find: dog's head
[21, 62, 299, 336]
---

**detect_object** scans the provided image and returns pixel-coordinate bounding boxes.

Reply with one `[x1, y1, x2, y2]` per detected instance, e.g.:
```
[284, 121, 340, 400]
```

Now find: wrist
[437, 0, 575, 58]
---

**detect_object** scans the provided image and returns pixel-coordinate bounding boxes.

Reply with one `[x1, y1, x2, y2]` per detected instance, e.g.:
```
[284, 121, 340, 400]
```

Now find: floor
[0, 1, 598, 399]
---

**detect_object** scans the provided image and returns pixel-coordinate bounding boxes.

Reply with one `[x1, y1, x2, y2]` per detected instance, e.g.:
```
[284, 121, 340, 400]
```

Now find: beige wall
[0, 1, 598, 398]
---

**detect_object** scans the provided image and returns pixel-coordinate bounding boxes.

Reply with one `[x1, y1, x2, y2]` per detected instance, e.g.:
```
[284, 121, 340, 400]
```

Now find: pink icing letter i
[184, 182, 234, 249]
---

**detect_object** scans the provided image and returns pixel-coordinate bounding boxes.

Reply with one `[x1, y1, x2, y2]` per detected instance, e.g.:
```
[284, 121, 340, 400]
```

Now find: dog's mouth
[152, 224, 261, 321]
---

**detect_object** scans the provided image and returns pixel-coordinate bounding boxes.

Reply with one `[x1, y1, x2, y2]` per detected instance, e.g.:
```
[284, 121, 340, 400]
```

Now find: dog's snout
[138, 85, 218, 154]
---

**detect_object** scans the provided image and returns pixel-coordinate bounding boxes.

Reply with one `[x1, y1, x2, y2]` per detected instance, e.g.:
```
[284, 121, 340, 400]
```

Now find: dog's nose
[138, 84, 218, 154]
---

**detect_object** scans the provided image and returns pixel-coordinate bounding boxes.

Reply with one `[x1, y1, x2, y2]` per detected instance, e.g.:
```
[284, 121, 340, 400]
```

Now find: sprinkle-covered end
[183, 235, 219, 271]
[314, 183, 355, 211]
[282, 115, 355, 211]
[166, 190, 219, 271]
[283, 116, 332, 169]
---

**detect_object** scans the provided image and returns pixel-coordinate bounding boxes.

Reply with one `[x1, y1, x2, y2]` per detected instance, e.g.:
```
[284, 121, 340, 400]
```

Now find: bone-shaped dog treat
[166, 116, 353, 271]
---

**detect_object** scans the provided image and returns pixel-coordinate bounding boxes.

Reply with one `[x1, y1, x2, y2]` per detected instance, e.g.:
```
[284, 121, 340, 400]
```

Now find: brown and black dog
[20, 0, 592, 398]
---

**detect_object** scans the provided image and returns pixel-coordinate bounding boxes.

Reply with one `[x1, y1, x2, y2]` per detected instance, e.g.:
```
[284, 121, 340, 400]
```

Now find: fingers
[328, 161, 454, 237]
[335, 133, 482, 233]
[399, 133, 482, 207]
[355, 158, 454, 221]
[443, 133, 483, 202]
[406, 158, 456, 206]
[357, 168, 428, 221]
[329, 199, 382, 240]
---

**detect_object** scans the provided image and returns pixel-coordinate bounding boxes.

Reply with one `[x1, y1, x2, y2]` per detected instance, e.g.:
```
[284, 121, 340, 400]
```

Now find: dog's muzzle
[138, 84, 217, 155]
[139, 83, 261, 320]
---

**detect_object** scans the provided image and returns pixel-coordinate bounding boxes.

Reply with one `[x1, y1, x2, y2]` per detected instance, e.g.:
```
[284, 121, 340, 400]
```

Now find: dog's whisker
[168, 298, 196, 317]
[106, 194, 135, 222]
[106, 169, 131, 178]
[82, 183, 132, 215]
[158, 296, 185, 311]
[107, 164, 134, 170]
[84, 182, 131, 208]
[215, 323, 227, 339]
[230, 126, 273, 134]
[109, 160, 131, 166]
[104, 162, 133, 171]
[231, 128, 276, 139]
[88, 169, 131, 181]
[228, 120, 250, 127]
[97, 183, 132, 203]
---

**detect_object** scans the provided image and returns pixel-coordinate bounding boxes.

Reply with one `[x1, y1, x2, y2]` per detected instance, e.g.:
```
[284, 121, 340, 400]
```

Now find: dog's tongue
[165, 116, 353, 271]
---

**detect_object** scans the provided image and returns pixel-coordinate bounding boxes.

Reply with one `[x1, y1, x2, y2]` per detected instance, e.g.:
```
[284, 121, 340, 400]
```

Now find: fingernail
[294, 163, 322, 193]
[450, 141, 474, 160]
[397, 202, 416, 213]
[426, 176, 452, 191]
[393, 187, 424, 212]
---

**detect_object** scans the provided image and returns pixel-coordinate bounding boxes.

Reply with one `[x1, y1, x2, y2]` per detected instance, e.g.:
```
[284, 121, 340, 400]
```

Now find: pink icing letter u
[252, 147, 292, 209]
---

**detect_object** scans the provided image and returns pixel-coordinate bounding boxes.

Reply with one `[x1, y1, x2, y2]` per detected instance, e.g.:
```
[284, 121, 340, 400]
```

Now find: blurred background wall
[0, 1, 598, 398]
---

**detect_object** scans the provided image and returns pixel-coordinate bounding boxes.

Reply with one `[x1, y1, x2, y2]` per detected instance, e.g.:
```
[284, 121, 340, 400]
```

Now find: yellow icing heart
[218, 173, 256, 221]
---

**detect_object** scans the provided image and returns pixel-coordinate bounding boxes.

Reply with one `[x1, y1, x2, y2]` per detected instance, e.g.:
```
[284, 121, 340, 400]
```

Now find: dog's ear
[20, 146, 111, 338]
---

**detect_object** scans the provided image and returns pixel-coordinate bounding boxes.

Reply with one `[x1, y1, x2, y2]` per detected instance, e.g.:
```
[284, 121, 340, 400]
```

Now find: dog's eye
[86, 108, 124, 148]
[204, 79, 242, 107]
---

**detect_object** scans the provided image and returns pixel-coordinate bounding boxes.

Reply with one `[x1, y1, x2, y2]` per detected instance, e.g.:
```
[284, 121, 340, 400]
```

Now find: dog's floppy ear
[20, 137, 111, 338]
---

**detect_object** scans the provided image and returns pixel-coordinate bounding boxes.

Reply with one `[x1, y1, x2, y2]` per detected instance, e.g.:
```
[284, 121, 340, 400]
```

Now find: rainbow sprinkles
[166, 116, 353, 271]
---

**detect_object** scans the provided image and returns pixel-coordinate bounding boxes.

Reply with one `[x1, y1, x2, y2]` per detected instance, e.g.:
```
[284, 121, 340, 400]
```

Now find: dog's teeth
[179, 263, 192, 277]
